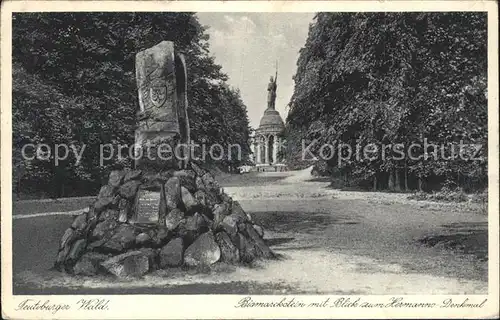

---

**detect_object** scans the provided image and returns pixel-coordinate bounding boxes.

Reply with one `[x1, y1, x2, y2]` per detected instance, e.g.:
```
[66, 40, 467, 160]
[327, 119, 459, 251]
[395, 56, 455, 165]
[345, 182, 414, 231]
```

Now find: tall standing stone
[131, 41, 191, 226]
[134, 41, 190, 172]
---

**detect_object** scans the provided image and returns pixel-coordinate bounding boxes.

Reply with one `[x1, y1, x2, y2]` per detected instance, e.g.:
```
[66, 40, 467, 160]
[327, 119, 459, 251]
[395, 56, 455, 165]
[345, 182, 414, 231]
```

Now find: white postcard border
[1, 1, 498, 319]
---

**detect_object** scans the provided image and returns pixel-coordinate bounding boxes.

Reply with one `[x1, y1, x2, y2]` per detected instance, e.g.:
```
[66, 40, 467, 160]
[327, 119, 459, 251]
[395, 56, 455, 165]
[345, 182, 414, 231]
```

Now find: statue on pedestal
[267, 63, 278, 110]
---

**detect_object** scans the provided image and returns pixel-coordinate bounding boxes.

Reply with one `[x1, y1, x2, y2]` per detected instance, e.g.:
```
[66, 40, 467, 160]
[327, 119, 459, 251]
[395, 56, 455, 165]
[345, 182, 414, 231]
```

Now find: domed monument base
[255, 163, 288, 172]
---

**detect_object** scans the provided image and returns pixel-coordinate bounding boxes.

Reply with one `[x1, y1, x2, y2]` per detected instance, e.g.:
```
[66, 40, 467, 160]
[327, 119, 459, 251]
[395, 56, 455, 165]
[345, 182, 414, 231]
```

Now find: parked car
[238, 165, 252, 174]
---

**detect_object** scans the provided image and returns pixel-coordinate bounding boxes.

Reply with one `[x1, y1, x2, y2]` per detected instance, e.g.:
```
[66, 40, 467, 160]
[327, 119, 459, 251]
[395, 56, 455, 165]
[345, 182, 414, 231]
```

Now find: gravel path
[12, 168, 487, 294]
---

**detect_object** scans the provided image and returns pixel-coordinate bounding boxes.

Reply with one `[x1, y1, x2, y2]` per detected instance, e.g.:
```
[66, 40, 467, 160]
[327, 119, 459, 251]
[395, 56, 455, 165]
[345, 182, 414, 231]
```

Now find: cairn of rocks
[54, 41, 275, 277]
[54, 161, 274, 277]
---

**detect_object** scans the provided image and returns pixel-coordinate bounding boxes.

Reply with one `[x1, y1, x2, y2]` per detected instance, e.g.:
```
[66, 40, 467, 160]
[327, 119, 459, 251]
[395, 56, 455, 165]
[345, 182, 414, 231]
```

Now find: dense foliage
[286, 12, 487, 192]
[13, 13, 251, 198]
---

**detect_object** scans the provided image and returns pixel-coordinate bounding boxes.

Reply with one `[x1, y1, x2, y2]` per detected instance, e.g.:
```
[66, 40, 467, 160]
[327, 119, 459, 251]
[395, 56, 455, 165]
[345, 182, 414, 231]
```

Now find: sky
[197, 12, 315, 130]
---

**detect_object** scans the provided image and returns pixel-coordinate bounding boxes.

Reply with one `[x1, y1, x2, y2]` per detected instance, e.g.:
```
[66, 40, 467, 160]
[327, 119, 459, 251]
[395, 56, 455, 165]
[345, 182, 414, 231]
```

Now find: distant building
[253, 101, 287, 172]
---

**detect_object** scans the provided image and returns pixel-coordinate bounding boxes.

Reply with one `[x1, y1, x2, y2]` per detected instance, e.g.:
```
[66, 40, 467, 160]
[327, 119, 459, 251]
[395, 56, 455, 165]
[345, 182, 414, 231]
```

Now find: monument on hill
[253, 64, 287, 172]
[53, 41, 275, 277]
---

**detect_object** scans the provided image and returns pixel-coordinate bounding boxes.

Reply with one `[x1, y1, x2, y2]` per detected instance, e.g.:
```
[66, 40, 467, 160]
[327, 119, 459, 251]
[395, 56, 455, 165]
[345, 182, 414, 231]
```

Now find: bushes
[471, 190, 488, 215]
[408, 187, 469, 203]
[311, 160, 332, 177]
[408, 188, 488, 215]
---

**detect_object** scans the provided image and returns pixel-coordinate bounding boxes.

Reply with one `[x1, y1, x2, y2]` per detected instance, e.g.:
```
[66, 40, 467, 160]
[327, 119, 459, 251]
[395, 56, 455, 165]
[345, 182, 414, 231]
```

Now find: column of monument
[264, 136, 269, 164]
[273, 136, 278, 164]
[255, 139, 261, 164]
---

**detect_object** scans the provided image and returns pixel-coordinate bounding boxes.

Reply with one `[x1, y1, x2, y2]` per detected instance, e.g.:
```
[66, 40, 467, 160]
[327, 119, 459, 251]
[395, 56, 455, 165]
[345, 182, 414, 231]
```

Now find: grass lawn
[12, 172, 288, 215]
[12, 197, 95, 216]
[214, 172, 288, 187]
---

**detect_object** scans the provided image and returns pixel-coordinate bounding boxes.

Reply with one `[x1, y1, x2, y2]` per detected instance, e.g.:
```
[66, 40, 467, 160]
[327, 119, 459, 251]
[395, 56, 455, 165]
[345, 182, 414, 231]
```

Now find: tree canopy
[12, 12, 251, 198]
[286, 12, 487, 192]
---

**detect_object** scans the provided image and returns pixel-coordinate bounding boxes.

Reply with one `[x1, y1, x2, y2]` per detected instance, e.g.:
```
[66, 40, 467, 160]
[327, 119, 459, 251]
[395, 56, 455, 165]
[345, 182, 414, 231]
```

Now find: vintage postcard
[1, 0, 498, 319]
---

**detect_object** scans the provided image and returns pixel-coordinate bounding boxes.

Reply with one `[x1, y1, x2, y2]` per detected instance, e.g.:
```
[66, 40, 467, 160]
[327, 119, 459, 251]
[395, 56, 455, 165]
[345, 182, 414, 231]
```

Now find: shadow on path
[418, 222, 488, 261]
[252, 211, 359, 234]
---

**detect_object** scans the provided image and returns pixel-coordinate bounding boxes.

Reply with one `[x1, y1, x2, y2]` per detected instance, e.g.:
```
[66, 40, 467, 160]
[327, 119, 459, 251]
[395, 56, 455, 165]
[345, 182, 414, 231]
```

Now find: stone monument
[53, 41, 275, 278]
[254, 65, 287, 172]
[134, 41, 190, 172]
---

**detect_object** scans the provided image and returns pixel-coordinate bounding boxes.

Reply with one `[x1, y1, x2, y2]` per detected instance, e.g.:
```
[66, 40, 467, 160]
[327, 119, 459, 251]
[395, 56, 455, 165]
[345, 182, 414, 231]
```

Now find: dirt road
[12, 168, 487, 294]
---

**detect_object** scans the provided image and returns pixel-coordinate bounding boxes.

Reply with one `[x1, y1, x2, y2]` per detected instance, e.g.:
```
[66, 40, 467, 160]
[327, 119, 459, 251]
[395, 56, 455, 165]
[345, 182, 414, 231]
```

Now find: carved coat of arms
[150, 85, 167, 107]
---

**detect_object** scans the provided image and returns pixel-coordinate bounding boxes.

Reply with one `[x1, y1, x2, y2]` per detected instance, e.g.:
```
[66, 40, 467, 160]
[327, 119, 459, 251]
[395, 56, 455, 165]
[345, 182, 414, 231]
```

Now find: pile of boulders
[54, 162, 274, 277]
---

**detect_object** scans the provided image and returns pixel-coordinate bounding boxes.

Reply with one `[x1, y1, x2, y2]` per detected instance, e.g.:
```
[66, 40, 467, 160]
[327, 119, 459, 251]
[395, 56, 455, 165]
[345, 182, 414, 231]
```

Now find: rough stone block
[165, 208, 184, 231]
[73, 252, 109, 276]
[94, 196, 114, 213]
[243, 224, 275, 259]
[159, 238, 184, 268]
[216, 231, 239, 264]
[118, 199, 130, 223]
[101, 225, 136, 252]
[135, 232, 152, 246]
[236, 233, 257, 263]
[124, 169, 143, 182]
[71, 213, 88, 231]
[190, 162, 206, 177]
[108, 170, 125, 187]
[164, 177, 181, 211]
[185, 212, 208, 233]
[137, 248, 159, 270]
[67, 239, 87, 263]
[154, 227, 173, 247]
[92, 220, 118, 241]
[181, 186, 198, 214]
[184, 232, 221, 267]
[98, 185, 115, 199]
[174, 170, 197, 193]
[59, 228, 76, 249]
[99, 209, 119, 222]
[101, 251, 150, 278]
[119, 180, 141, 199]
[55, 244, 71, 269]
[253, 224, 265, 238]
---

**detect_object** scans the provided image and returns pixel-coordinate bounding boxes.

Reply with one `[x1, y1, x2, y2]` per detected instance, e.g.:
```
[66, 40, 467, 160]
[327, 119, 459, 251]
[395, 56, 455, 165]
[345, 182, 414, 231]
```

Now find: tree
[286, 12, 487, 192]
[12, 12, 251, 197]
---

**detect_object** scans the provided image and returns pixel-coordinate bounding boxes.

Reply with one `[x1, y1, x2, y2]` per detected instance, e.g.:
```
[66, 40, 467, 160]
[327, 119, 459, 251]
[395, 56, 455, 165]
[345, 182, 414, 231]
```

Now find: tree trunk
[394, 169, 401, 192]
[388, 170, 395, 191]
[373, 175, 377, 191]
[17, 177, 22, 199]
[60, 182, 65, 198]
[404, 162, 408, 191]
[418, 176, 423, 191]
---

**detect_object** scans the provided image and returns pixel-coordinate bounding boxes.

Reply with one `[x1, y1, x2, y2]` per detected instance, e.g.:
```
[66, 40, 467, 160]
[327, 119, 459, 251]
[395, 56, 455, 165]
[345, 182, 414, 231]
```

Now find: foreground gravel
[12, 169, 487, 294]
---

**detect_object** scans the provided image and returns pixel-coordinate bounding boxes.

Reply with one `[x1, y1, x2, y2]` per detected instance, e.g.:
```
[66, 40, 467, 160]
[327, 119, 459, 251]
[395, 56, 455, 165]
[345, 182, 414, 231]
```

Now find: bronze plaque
[133, 189, 161, 224]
